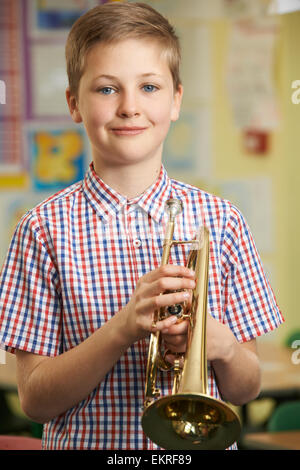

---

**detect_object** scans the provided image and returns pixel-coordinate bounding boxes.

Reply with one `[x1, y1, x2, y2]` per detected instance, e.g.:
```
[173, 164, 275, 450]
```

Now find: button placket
[127, 203, 142, 249]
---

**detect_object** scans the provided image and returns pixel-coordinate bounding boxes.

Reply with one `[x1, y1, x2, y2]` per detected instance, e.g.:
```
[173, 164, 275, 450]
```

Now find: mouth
[111, 126, 147, 136]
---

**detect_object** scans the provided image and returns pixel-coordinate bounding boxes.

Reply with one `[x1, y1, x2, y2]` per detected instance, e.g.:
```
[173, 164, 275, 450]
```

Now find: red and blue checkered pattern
[0, 163, 283, 449]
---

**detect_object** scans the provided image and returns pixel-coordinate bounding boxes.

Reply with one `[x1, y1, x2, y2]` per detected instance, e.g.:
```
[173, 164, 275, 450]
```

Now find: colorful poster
[30, 43, 69, 117]
[128, 0, 225, 19]
[226, 18, 280, 130]
[0, 0, 26, 184]
[5, 194, 48, 240]
[28, 127, 87, 191]
[27, 0, 99, 38]
[0, 192, 48, 265]
[164, 108, 212, 180]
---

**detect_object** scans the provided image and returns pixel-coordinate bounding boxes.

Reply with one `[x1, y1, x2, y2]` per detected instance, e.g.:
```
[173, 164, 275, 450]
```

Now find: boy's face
[67, 38, 183, 170]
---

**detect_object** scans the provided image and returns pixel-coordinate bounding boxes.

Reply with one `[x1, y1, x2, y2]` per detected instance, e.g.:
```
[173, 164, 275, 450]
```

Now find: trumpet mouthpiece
[165, 199, 183, 218]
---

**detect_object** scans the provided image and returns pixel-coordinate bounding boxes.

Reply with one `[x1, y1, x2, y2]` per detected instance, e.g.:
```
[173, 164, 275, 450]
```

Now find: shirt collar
[82, 162, 172, 224]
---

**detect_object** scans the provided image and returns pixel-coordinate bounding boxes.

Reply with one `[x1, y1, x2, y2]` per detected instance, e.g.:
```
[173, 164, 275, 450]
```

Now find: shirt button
[133, 239, 142, 248]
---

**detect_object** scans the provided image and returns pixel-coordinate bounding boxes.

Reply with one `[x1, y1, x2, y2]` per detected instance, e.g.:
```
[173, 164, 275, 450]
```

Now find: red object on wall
[243, 129, 269, 155]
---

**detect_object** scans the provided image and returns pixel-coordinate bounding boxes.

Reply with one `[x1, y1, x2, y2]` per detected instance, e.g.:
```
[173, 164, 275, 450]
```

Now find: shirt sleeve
[0, 211, 62, 356]
[221, 204, 284, 343]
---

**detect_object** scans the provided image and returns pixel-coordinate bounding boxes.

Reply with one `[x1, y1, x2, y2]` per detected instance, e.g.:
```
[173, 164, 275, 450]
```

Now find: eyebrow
[94, 73, 165, 81]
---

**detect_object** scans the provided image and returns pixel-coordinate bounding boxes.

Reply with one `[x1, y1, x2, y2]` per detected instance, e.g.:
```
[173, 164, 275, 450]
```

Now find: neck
[93, 159, 162, 200]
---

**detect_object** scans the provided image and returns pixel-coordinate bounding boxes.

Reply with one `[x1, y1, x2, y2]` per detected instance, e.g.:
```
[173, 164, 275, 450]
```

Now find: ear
[171, 84, 183, 122]
[66, 87, 82, 123]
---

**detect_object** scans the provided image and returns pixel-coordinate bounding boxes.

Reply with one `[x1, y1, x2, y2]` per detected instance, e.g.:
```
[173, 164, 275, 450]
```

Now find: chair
[284, 329, 300, 348]
[241, 401, 300, 449]
[0, 435, 42, 450]
[267, 401, 300, 432]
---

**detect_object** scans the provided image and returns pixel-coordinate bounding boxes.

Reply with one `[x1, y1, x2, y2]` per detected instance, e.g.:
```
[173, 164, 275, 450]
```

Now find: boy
[0, 2, 283, 450]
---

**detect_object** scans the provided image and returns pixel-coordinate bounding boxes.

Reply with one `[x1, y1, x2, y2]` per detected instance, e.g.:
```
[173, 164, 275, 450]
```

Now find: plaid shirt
[0, 163, 283, 449]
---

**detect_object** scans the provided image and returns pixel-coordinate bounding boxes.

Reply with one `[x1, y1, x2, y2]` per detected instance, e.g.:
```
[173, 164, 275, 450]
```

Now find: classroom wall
[279, 11, 300, 341]
[211, 12, 300, 342]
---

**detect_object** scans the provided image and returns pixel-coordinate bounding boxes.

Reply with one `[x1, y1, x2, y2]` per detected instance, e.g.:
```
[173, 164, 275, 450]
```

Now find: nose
[117, 90, 140, 118]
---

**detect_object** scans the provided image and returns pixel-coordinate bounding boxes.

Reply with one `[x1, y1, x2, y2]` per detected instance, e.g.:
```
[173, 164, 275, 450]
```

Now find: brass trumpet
[141, 199, 241, 449]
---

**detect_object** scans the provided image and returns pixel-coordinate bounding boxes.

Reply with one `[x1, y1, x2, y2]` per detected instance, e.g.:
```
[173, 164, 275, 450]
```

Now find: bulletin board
[0, 0, 105, 263]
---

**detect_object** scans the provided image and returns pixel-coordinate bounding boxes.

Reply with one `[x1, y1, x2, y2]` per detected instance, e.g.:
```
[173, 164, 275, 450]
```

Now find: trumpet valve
[166, 302, 183, 318]
[163, 289, 190, 322]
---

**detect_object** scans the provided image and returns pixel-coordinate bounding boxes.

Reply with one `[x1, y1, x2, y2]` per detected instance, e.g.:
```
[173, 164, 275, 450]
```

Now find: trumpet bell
[141, 393, 241, 450]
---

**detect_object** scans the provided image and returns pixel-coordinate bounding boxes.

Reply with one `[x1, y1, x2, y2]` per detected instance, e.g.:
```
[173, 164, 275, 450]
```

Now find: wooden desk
[0, 352, 18, 391]
[257, 341, 300, 398]
[236, 341, 300, 431]
[243, 430, 300, 450]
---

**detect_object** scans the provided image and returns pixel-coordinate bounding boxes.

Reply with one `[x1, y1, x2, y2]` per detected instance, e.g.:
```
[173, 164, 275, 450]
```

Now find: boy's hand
[162, 308, 236, 367]
[123, 264, 195, 343]
[206, 314, 236, 364]
[161, 318, 189, 366]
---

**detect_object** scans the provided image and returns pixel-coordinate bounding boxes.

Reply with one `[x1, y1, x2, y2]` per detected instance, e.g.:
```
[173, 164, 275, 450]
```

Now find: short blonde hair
[65, 2, 181, 97]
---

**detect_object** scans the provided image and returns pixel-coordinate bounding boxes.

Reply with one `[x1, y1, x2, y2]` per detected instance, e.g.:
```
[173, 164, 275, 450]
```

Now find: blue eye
[143, 84, 157, 93]
[99, 87, 115, 95]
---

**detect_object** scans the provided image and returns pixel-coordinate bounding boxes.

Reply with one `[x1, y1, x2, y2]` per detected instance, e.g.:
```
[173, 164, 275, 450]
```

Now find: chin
[110, 147, 161, 165]
[116, 155, 154, 166]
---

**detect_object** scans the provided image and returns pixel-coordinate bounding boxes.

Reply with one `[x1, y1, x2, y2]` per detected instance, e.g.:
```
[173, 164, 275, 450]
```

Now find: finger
[143, 277, 196, 299]
[155, 290, 191, 308]
[138, 289, 191, 318]
[160, 319, 189, 335]
[145, 265, 195, 284]
[165, 352, 185, 367]
[153, 315, 178, 332]
[165, 344, 186, 355]
[163, 336, 187, 351]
